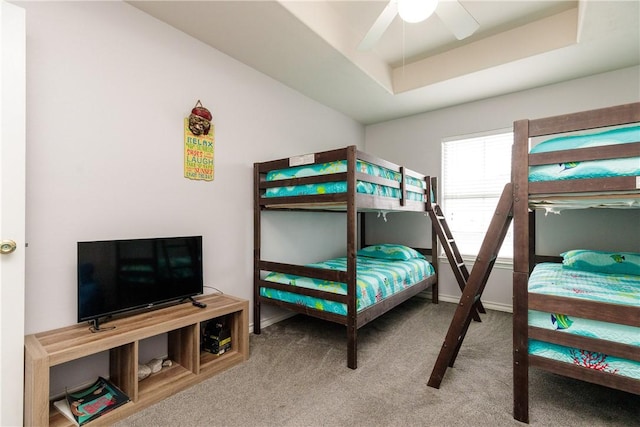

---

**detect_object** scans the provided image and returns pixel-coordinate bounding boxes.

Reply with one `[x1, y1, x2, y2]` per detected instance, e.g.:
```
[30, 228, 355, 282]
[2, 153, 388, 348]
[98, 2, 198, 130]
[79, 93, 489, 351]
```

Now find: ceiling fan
[358, 0, 480, 51]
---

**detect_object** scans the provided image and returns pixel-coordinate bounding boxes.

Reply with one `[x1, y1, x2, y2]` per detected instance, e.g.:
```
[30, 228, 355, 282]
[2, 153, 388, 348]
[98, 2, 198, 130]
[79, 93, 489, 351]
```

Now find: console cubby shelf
[24, 294, 249, 427]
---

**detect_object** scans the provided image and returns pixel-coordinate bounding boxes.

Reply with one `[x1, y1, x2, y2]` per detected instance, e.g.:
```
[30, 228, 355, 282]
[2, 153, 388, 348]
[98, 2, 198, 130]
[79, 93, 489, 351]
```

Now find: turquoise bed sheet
[529, 340, 640, 379]
[264, 159, 426, 201]
[528, 263, 640, 379]
[528, 262, 640, 306]
[529, 125, 640, 182]
[260, 256, 434, 316]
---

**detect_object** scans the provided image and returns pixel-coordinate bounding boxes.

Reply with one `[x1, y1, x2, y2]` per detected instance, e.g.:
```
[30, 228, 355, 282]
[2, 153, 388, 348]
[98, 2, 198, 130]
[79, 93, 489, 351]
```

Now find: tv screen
[77, 236, 203, 329]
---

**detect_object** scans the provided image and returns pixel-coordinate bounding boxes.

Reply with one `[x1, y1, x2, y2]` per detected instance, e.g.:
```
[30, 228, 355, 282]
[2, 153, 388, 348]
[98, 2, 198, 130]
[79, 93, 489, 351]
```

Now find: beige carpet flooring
[115, 297, 639, 426]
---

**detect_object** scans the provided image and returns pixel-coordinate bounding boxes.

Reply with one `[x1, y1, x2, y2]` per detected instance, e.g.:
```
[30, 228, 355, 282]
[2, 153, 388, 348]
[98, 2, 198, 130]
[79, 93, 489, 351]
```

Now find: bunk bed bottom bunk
[254, 245, 438, 369]
[526, 262, 640, 381]
[514, 260, 640, 422]
[260, 253, 434, 316]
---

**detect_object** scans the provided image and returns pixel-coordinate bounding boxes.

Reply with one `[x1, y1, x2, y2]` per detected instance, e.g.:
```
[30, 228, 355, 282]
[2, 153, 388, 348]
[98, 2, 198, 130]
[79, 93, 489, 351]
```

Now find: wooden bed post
[429, 177, 439, 304]
[346, 146, 358, 369]
[253, 162, 262, 335]
[512, 119, 530, 423]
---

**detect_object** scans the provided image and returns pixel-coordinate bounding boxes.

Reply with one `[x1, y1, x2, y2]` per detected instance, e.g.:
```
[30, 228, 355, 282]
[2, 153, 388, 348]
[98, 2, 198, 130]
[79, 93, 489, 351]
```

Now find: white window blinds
[441, 130, 513, 260]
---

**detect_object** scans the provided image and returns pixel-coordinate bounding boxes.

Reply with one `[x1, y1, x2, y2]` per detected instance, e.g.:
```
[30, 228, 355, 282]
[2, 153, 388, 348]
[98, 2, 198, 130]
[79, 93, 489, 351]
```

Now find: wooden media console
[24, 293, 249, 426]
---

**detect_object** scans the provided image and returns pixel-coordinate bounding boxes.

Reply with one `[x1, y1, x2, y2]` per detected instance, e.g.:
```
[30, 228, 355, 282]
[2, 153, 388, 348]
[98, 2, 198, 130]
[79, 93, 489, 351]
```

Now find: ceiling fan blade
[435, 0, 479, 40]
[358, 1, 398, 51]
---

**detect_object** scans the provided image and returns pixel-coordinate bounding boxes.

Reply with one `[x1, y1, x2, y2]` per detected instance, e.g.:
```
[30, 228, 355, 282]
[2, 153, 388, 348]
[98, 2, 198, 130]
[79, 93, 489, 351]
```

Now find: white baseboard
[252, 311, 296, 333]
[433, 293, 513, 313]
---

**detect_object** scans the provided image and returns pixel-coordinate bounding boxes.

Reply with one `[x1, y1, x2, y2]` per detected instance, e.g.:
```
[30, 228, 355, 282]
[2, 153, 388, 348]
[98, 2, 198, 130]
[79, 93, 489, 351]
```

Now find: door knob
[0, 240, 17, 254]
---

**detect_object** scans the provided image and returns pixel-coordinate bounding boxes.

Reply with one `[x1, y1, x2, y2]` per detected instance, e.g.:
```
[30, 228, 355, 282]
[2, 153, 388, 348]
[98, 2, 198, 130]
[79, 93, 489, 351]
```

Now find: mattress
[264, 159, 426, 201]
[528, 263, 640, 379]
[260, 256, 434, 316]
[528, 125, 640, 183]
[528, 193, 640, 212]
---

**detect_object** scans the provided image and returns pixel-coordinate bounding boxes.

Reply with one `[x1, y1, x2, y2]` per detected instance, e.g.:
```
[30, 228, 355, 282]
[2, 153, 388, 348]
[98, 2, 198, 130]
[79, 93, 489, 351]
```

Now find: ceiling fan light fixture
[397, 0, 438, 24]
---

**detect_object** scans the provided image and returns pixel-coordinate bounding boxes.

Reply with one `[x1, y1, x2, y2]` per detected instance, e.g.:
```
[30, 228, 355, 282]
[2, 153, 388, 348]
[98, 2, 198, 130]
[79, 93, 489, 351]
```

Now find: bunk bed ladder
[427, 183, 514, 389]
[428, 203, 485, 322]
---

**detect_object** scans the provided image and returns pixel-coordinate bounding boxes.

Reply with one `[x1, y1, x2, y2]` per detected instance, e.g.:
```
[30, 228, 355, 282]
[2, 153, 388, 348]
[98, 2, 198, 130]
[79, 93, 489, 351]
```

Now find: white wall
[364, 66, 640, 309]
[18, 0, 363, 368]
[21, 0, 364, 395]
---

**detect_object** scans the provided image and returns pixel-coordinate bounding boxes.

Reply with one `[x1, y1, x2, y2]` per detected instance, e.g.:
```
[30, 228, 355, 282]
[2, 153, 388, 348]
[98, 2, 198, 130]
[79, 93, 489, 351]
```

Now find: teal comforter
[529, 125, 640, 182]
[260, 256, 434, 315]
[528, 263, 640, 379]
[264, 159, 426, 201]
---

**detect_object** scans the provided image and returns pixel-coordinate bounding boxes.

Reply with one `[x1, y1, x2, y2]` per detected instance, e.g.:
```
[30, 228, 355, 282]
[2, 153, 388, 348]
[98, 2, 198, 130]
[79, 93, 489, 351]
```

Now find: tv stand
[24, 294, 248, 426]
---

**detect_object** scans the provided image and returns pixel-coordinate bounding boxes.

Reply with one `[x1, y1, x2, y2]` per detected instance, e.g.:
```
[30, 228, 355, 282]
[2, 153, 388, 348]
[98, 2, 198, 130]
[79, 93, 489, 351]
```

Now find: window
[441, 130, 513, 261]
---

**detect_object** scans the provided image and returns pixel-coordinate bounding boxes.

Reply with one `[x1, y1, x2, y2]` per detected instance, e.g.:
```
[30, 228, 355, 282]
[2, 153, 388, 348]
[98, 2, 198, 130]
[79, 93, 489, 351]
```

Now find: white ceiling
[129, 0, 640, 125]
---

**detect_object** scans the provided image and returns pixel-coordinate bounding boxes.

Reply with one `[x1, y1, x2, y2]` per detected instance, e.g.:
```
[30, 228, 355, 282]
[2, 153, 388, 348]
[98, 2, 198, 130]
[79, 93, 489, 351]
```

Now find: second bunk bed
[512, 102, 640, 423]
[254, 145, 439, 369]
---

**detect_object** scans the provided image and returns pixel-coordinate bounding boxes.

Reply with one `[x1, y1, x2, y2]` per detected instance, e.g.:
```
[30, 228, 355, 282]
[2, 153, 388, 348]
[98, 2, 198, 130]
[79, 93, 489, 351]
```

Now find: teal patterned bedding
[264, 160, 426, 201]
[260, 256, 434, 315]
[528, 340, 640, 379]
[529, 125, 640, 182]
[528, 263, 640, 379]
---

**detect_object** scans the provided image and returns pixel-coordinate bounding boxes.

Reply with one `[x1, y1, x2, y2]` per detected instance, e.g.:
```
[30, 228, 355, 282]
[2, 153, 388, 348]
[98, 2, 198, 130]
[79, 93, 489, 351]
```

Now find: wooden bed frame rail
[512, 102, 640, 423]
[253, 145, 439, 369]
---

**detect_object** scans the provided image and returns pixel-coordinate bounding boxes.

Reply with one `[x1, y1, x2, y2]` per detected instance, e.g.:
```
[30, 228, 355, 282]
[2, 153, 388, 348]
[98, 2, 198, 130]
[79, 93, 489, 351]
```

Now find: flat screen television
[77, 235, 203, 331]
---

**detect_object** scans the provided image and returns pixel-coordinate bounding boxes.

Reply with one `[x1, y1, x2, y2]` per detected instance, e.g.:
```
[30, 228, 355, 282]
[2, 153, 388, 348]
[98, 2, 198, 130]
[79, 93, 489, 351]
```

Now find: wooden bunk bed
[512, 102, 640, 423]
[253, 145, 440, 369]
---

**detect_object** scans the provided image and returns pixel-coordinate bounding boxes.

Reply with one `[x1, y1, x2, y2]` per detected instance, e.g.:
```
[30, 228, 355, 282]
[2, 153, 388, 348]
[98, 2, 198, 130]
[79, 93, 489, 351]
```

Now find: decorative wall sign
[184, 100, 214, 181]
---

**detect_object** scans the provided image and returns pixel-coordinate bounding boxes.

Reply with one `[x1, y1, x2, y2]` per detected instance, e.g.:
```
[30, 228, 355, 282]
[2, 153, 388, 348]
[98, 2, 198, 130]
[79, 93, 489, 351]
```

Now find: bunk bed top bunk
[512, 102, 640, 423]
[254, 145, 432, 212]
[253, 145, 440, 370]
[513, 102, 640, 212]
